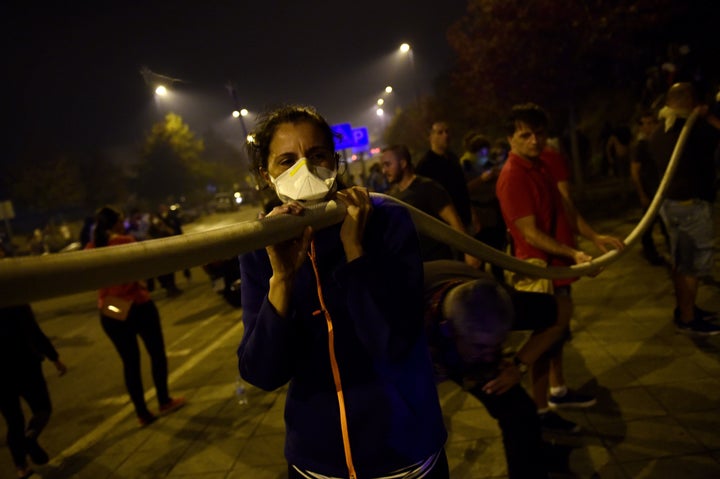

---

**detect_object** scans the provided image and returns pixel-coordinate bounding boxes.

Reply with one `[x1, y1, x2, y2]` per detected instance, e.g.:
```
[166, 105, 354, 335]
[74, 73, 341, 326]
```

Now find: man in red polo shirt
[496, 103, 624, 434]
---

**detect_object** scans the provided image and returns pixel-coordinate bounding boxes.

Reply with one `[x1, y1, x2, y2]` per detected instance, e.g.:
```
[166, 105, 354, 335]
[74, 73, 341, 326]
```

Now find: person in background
[0, 303, 66, 479]
[630, 110, 668, 266]
[416, 121, 481, 237]
[424, 259, 571, 479]
[0, 244, 67, 479]
[365, 162, 388, 193]
[86, 206, 186, 426]
[238, 105, 448, 478]
[496, 103, 624, 433]
[648, 82, 720, 335]
[463, 132, 508, 280]
[149, 206, 184, 297]
[381, 144, 480, 266]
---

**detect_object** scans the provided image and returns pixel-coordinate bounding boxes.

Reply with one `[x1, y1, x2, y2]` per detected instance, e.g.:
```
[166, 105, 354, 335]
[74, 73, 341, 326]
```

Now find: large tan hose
[0, 111, 698, 308]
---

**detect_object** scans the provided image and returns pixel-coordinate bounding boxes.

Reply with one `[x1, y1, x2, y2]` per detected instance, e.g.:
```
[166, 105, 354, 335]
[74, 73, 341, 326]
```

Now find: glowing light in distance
[385, 86, 393, 93]
[377, 98, 384, 106]
[155, 85, 168, 96]
[376, 108, 384, 116]
[399, 43, 410, 53]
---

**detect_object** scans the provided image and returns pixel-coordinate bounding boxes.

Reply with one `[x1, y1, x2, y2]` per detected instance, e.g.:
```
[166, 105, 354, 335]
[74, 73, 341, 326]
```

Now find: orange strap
[308, 240, 357, 479]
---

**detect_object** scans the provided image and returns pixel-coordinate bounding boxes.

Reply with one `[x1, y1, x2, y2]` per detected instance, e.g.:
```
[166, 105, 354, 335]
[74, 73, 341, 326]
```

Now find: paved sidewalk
[11, 207, 720, 478]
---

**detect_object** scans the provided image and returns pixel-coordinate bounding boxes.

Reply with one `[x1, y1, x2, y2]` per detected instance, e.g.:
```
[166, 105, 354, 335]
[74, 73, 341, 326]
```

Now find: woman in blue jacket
[237, 105, 448, 479]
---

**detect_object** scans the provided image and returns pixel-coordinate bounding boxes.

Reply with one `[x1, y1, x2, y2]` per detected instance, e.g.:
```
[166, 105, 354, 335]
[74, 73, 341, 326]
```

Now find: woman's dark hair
[93, 205, 122, 247]
[246, 105, 339, 175]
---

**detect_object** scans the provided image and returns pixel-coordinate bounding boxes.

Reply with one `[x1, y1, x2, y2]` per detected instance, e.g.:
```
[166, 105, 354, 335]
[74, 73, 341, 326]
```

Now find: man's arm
[437, 203, 482, 268]
[556, 181, 625, 253]
[630, 158, 651, 208]
[514, 215, 592, 265]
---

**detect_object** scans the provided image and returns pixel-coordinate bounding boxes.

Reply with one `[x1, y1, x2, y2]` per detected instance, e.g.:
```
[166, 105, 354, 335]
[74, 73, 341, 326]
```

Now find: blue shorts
[659, 199, 715, 276]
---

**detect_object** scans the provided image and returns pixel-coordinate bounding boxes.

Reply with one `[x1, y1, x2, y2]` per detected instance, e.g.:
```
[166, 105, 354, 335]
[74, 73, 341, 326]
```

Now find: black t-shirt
[632, 138, 661, 195]
[416, 150, 473, 226]
[649, 118, 720, 202]
[390, 176, 456, 261]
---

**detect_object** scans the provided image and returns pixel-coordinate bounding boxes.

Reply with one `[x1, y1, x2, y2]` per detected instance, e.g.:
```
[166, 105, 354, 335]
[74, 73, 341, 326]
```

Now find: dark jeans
[158, 272, 178, 290]
[101, 300, 170, 416]
[0, 361, 52, 468]
[466, 382, 549, 479]
[641, 210, 669, 258]
[287, 449, 449, 478]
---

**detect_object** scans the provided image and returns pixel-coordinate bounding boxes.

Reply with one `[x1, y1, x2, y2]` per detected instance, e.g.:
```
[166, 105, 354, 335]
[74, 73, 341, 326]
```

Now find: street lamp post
[399, 43, 419, 104]
[232, 109, 249, 139]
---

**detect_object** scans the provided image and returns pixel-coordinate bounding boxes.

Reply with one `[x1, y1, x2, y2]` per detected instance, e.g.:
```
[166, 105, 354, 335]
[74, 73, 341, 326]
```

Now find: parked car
[214, 192, 243, 212]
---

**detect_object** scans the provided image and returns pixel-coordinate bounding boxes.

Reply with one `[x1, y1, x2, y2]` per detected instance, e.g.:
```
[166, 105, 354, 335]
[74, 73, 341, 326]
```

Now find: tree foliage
[201, 128, 251, 192]
[8, 148, 126, 213]
[9, 154, 85, 212]
[446, 0, 689, 131]
[135, 113, 206, 205]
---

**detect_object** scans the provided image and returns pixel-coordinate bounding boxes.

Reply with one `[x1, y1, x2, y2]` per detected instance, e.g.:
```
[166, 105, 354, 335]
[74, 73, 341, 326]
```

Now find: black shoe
[25, 437, 49, 465]
[674, 307, 720, 324]
[674, 317, 720, 336]
[166, 287, 183, 298]
[642, 251, 664, 266]
[538, 411, 581, 433]
[694, 306, 719, 322]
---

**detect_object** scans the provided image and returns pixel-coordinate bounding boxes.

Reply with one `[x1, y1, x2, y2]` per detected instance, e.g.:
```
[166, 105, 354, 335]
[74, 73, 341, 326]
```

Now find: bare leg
[549, 294, 572, 389]
[674, 271, 698, 323]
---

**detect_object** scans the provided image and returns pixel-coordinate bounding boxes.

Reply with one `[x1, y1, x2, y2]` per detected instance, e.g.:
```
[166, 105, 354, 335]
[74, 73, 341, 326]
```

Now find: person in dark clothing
[149, 205, 184, 297]
[630, 111, 669, 265]
[648, 82, 720, 335]
[79, 215, 95, 249]
[238, 105, 448, 478]
[381, 144, 480, 266]
[0, 303, 66, 479]
[424, 259, 569, 479]
[416, 121, 479, 235]
[86, 206, 186, 426]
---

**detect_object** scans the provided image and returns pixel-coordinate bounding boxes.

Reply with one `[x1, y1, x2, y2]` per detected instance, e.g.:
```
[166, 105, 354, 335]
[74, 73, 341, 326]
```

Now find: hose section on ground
[0, 111, 696, 308]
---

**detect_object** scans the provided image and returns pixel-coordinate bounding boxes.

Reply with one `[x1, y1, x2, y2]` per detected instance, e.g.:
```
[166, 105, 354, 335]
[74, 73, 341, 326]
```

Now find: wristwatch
[513, 356, 529, 375]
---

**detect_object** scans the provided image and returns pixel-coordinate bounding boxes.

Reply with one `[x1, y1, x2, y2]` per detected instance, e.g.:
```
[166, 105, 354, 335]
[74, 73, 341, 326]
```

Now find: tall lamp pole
[399, 43, 419, 104]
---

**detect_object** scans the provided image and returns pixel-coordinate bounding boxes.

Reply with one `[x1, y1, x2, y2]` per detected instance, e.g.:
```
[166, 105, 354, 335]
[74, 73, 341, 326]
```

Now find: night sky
[6, 1, 468, 159]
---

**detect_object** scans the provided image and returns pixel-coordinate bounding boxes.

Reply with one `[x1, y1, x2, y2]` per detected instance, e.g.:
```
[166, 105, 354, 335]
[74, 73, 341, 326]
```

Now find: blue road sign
[331, 123, 354, 150]
[352, 127, 369, 147]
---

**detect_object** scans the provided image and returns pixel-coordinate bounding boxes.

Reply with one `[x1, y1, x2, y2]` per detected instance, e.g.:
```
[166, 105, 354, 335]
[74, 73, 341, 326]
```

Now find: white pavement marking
[167, 348, 193, 357]
[50, 316, 244, 466]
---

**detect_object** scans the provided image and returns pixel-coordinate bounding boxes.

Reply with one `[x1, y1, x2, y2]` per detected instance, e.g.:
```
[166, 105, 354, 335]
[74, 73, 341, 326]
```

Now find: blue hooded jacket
[238, 197, 447, 477]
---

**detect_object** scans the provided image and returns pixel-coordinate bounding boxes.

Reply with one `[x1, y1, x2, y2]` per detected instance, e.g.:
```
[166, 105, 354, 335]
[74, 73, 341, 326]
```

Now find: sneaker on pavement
[17, 466, 34, 479]
[674, 306, 719, 323]
[159, 397, 186, 415]
[694, 306, 719, 322]
[25, 437, 49, 465]
[548, 389, 597, 409]
[674, 317, 720, 336]
[538, 411, 581, 434]
[137, 412, 157, 427]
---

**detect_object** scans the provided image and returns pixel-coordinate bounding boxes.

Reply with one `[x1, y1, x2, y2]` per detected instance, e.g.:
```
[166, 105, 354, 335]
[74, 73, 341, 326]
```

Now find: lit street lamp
[232, 109, 249, 141]
[399, 43, 419, 104]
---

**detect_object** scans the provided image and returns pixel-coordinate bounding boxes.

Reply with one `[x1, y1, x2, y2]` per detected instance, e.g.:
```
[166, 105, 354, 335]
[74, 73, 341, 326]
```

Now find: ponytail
[93, 206, 121, 247]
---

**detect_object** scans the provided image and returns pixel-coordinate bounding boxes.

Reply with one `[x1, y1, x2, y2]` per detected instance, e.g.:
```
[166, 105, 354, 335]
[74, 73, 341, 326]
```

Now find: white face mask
[270, 157, 337, 204]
